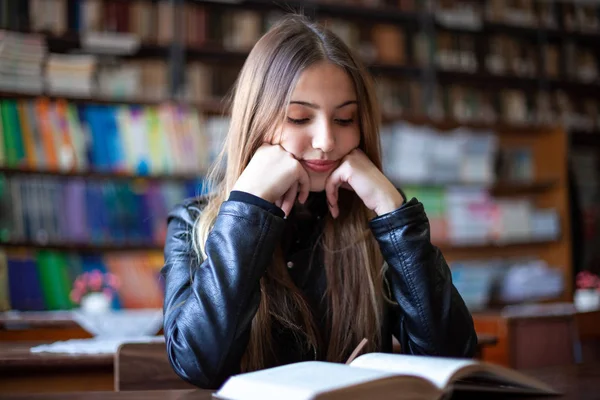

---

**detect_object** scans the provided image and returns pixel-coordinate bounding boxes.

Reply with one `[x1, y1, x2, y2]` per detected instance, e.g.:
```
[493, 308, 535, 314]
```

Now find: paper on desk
[29, 336, 165, 354]
[71, 308, 163, 338]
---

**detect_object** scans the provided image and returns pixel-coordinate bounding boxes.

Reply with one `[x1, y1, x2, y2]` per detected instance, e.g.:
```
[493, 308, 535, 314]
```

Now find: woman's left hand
[325, 149, 404, 218]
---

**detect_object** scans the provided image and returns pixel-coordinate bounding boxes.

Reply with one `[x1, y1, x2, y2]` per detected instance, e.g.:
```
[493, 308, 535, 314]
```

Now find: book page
[454, 364, 558, 394]
[350, 353, 558, 395]
[349, 353, 474, 390]
[453, 370, 557, 395]
[215, 361, 398, 400]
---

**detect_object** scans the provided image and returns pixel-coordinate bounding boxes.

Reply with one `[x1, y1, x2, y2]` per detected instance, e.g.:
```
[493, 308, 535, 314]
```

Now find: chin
[308, 173, 328, 192]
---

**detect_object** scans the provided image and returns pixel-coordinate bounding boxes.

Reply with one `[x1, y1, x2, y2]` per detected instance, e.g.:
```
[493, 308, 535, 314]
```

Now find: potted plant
[574, 271, 600, 312]
[70, 270, 120, 314]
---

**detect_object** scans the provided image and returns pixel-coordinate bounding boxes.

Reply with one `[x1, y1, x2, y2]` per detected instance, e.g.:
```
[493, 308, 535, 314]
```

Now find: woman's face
[275, 61, 361, 192]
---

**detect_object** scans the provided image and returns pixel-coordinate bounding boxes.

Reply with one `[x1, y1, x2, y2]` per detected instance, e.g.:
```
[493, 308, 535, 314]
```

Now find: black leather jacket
[161, 192, 477, 389]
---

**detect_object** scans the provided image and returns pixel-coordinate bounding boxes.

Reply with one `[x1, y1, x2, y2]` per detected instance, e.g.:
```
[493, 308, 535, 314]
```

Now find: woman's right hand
[232, 144, 310, 216]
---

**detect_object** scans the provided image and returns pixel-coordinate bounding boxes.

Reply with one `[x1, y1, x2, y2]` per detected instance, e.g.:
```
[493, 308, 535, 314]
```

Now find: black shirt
[228, 190, 330, 361]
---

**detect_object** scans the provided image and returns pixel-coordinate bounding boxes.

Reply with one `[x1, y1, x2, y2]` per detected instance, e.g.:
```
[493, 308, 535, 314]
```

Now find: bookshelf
[0, 1, 591, 324]
[571, 131, 600, 147]
[1, 241, 164, 253]
[0, 167, 203, 183]
[437, 238, 561, 254]
[394, 121, 572, 296]
[0, 90, 227, 113]
[1, 2, 598, 128]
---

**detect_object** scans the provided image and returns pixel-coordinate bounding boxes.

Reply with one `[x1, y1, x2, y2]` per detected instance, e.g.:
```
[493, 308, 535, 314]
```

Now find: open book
[213, 353, 559, 400]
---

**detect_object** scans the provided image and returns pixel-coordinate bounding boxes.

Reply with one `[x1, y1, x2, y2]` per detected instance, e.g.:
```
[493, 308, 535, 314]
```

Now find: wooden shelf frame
[14, 29, 599, 100]
[0, 166, 558, 195]
[0, 167, 203, 183]
[0, 89, 583, 138]
[0, 238, 561, 254]
[0, 241, 164, 253]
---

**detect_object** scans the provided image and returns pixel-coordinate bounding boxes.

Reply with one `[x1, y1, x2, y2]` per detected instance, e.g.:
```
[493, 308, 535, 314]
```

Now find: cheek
[339, 128, 361, 153]
[278, 127, 310, 156]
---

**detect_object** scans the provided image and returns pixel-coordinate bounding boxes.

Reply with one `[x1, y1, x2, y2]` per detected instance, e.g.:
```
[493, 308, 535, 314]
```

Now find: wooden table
[1, 363, 599, 400]
[0, 312, 92, 342]
[1, 334, 499, 394]
[0, 311, 166, 343]
[0, 341, 113, 393]
[473, 307, 600, 368]
[453, 363, 600, 400]
[391, 333, 497, 356]
[577, 309, 600, 361]
[0, 390, 211, 400]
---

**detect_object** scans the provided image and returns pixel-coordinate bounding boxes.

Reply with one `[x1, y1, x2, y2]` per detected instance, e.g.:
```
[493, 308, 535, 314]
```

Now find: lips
[302, 160, 337, 173]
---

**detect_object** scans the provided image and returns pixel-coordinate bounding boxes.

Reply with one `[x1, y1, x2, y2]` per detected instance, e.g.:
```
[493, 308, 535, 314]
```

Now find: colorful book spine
[0, 98, 214, 175]
[2, 175, 196, 245]
[4, 249, 165, 311]
[0, 250, 9, 311]
[7, 251, 45, 311]
[35, 250, 73, 310]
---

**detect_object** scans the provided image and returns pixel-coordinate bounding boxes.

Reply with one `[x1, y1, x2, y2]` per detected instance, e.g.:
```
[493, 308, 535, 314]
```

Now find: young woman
[162, 15, 477, 390]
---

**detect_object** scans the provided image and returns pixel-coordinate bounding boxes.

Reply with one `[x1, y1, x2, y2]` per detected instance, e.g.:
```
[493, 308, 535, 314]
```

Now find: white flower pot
[574, 289, 600, 312]
[80, 292, 111, 314]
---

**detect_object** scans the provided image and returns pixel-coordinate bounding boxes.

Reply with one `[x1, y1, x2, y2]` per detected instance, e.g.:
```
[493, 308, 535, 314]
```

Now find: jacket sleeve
[370, 198, 477, 358]
[161, 198, 285, 389]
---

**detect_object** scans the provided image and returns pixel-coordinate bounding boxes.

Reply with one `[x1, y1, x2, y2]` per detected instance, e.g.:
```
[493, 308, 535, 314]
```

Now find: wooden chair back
[115, 341, 196, 391]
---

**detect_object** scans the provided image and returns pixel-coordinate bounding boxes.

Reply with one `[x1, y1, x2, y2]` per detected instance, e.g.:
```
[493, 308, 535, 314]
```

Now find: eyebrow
[289, 100, 358, 109]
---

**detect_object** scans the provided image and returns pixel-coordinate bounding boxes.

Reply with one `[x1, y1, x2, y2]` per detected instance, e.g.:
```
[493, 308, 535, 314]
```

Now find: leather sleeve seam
[386, 217, 437, 355]
[213, 212, 272, 376]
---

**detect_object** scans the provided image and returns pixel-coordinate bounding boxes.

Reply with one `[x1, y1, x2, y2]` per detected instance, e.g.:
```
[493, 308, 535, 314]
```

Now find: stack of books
[46, 54, 97, 96]
[0, 31, 46, 94]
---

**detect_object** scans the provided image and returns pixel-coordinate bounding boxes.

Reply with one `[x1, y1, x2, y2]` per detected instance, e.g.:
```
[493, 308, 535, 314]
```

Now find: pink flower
[74, 277, 86, 292]
[576, 271, 600, 290]
[102, 288, 114, 299]
[106, 273, 121, 290]
[89, 270, 104, 292]
[70, 288, 82, 304]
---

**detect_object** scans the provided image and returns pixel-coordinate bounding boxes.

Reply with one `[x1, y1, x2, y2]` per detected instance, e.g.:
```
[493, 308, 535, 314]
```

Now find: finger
[340, 182, 354, 191]
[275, 198, 283, 209]
[257, 142, 273, 153]
[296, 164, 311, 204]
[280, 182, 298, 217]
[325, 168, 345, 219]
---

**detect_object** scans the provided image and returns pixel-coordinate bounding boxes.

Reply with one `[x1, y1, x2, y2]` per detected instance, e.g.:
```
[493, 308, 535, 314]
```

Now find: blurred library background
[0, 0, 600, 380]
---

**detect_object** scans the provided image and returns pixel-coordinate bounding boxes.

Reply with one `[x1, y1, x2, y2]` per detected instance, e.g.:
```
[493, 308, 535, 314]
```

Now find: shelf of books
[0, 0, 590, 333]
[0, 0, 597, 126]
[0, 93, 230, 312]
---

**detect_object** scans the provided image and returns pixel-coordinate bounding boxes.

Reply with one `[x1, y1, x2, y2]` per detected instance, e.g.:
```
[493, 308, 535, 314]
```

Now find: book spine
[0, 250, 9, 311]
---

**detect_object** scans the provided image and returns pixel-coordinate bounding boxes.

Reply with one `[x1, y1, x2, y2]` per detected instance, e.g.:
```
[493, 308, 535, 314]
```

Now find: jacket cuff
[369, 197, 427, 236]
[228, 190, 285, 218]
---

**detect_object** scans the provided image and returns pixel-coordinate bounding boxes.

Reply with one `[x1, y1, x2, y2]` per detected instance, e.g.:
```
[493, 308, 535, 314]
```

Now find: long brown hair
[193, 14, 386, 371]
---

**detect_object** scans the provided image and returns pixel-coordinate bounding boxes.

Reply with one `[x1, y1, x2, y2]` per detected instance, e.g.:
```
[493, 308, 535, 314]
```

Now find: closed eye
[287, 117, 310, 125]
[335, 118, 354, 126]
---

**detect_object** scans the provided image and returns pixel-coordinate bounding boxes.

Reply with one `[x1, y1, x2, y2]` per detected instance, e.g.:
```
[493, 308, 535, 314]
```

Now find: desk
[0, 390, 210, 400]
[0, 311, 165, 342]
[0, 334, 499, 394]
[453, 363, 600, 400]
[577, 309, 600, 361]
[0, 341, 113, 393]
[0, 312, 91, 342]
[473, 308, 600, 367]
[1, 363, 599, 400]
[390, 333, 497, 357]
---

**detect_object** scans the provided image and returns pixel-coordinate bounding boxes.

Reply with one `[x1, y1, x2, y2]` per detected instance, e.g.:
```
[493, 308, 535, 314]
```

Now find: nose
[312, 119, 335, 153]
